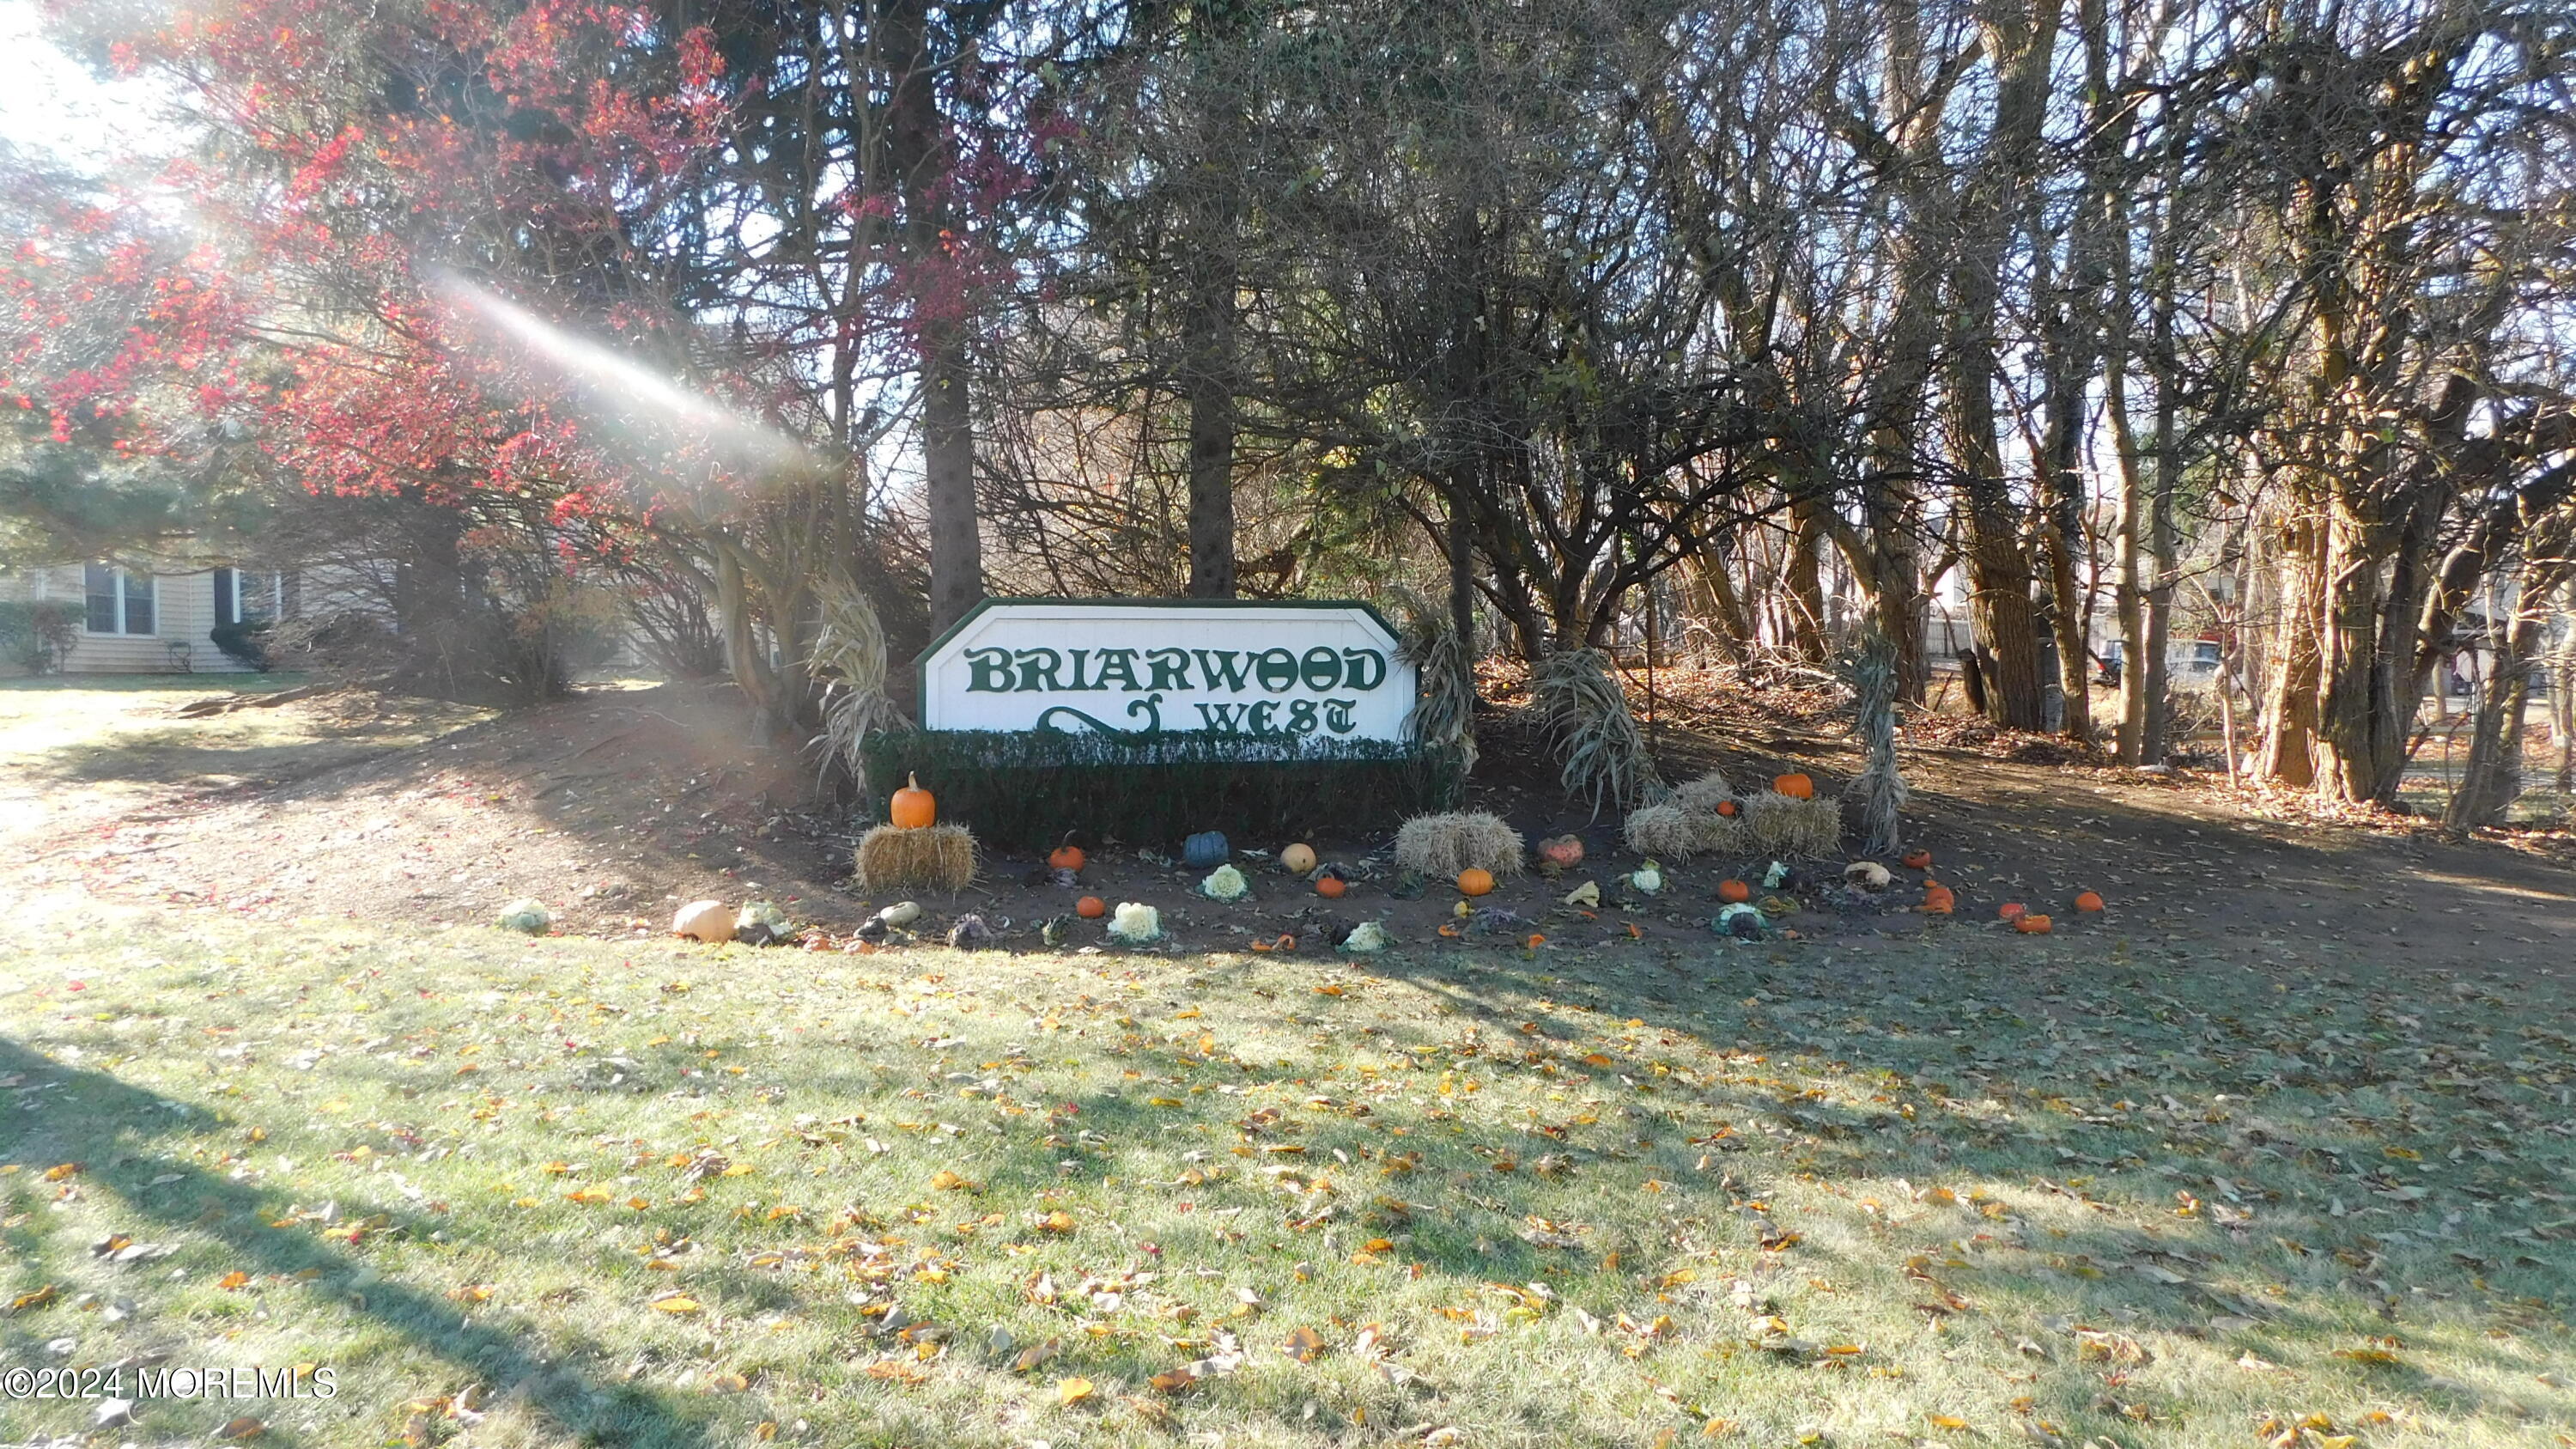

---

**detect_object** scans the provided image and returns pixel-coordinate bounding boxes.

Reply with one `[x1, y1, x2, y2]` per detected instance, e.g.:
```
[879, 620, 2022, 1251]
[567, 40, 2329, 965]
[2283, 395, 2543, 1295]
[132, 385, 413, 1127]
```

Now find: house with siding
[1, 561, 297, 674]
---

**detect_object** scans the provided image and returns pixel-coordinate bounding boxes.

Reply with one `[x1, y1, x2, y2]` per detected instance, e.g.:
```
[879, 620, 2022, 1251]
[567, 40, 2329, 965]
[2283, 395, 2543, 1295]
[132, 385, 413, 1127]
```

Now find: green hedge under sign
[858, 729, 1467, 852]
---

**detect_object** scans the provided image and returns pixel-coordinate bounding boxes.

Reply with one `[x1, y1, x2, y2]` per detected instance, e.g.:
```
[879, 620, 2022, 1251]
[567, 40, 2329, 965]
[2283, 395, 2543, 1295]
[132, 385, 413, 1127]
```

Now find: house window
[85, 563, 157, 636]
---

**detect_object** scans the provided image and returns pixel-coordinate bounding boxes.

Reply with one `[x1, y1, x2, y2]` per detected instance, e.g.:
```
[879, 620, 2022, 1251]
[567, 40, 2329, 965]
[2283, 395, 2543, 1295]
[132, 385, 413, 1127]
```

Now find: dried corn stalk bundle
[1537, 648, 1664, 817]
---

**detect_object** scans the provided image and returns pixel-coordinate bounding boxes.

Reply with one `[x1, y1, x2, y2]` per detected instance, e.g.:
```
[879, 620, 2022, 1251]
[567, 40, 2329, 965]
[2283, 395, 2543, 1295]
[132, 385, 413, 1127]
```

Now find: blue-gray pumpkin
[1182, 831, 1230, 868]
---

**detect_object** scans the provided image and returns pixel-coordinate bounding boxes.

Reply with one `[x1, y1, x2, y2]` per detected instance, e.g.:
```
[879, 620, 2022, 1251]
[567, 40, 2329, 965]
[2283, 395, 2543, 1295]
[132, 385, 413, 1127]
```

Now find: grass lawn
[3, 910, 2571, 1448]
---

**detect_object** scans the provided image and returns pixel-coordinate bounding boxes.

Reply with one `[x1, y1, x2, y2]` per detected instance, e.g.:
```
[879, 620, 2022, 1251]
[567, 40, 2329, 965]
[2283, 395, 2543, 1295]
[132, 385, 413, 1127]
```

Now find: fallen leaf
[1056, 1376, 1095, 1406]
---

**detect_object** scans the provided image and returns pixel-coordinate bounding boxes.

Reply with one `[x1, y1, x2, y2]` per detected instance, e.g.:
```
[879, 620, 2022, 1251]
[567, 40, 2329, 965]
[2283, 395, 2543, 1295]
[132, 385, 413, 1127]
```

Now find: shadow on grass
[0, 1036, 722, 1449]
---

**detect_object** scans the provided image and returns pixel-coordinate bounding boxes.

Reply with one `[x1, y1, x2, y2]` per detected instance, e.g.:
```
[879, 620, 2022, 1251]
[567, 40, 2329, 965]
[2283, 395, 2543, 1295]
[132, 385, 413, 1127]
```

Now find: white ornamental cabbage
[1108, 902, 1162, 944]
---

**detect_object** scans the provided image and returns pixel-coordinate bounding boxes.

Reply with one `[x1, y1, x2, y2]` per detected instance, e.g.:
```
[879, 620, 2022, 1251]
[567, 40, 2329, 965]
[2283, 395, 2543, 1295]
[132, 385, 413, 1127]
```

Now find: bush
[210, 619, 273, 670]
[0, 601, 80, 674]
[856, 729, 1467, 853]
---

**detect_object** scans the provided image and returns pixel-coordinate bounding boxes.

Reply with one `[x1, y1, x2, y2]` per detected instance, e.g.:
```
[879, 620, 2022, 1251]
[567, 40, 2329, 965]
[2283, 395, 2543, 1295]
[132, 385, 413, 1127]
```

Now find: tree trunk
[2446, 610, 2541, 830]
[2259, 511, 2324, 787]
[714, 544, 783, 740]
[1783, 499, 1832, 662]
[2312, 518, 2382, 804]
[884, 0, 983, 632]
[2141, 368, 2178, 763]
[1183, 253, 1238, 598]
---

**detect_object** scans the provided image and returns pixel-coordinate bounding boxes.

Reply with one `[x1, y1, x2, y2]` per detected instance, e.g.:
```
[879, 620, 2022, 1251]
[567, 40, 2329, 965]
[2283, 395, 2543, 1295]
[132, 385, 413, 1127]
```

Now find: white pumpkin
[672, 899, 734, 943]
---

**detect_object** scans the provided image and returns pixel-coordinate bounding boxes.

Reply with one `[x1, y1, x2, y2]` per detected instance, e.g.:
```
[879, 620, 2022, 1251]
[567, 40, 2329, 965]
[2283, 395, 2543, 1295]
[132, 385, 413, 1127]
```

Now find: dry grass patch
[0, 910, 2569, 1447]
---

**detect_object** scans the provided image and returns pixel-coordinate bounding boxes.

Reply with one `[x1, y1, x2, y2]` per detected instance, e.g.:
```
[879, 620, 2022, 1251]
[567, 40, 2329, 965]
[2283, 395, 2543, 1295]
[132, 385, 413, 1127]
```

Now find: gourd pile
[817, 760, 2111, 954]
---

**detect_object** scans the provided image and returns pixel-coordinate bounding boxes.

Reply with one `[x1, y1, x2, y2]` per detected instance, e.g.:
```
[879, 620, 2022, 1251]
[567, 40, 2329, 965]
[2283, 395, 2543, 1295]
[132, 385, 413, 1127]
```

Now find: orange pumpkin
[1456, 868, 1496, 898]
[1716, 799, 1741, 818]
[890, 772, 936, 829]
[1048, 843, 1086, 874]
[1075, 895, 1108, 919]
[2074, 890, 2105, 912]
[1997, 902, 2026, 921]
[1773, 773, 1814, 800]
[1922, 884, 1956, 915]
[1717, 879, 1752, 904]
[2014, 913, 2054, 935]
[1314, 874, 1347, 898]
[1901, 849, 1933, 870]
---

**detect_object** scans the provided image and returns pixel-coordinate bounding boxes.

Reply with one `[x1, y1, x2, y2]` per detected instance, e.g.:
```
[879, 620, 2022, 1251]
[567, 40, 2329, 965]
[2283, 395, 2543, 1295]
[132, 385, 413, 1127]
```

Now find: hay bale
[1624, 802, 1707, 859]
[855, 824, 978, 893]
[1393, 812, 1525, 879]
[1745, 792, 1841, 858]
[1670, 770, 1736, 814]
[1690, 810, 1751, 855]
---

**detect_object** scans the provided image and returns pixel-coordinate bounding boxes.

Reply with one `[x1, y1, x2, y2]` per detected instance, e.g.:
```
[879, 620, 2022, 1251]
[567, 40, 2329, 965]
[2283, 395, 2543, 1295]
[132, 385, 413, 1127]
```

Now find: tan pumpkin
[1456, 868, 1496, 898]
[1280, 843, 1318, 875]
[1772, 773, 1814, 800]
[890, 772, 937, 829]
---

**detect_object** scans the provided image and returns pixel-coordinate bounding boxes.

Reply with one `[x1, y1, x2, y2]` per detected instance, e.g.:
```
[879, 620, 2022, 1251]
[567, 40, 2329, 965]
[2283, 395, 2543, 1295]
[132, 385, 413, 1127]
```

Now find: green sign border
[914, 595, 1406, 730]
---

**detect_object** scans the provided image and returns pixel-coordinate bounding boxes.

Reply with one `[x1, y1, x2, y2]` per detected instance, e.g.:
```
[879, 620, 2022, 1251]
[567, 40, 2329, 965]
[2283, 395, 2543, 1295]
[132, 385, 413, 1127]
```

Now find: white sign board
[919, 599, 1418, 744]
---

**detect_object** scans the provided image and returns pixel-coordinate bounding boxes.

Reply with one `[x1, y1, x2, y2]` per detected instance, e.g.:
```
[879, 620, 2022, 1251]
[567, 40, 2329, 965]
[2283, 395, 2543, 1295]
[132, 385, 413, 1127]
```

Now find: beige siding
[0, 563, 258, 675]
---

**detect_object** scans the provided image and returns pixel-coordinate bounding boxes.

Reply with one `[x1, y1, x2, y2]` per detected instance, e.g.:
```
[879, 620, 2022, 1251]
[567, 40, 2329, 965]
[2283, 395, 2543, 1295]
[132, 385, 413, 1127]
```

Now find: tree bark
[1183, 253, 1238, 598]
[2259, 511, 2324, 787]
[884, 0, 983, 632]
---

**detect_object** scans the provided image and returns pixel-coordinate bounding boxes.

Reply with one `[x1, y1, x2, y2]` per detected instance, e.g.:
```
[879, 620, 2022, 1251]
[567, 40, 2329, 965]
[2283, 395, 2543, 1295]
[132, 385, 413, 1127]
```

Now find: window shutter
[214, 568, 238, 626]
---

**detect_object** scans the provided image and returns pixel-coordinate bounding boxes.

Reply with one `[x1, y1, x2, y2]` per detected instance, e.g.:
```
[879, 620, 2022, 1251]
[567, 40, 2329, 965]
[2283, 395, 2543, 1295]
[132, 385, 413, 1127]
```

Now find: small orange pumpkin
[2074, 890, 2105, 912]
[1048, 843, 1086, 874]
[1901, 849, 1933, 870]
[1997, 902, 2026, 921]
[1922, 884, 1956, 915]
[1315, 874, 1347, 898]
[1456, 868, 1496, 898]
[1074, 895, 1107, 919]
[890, 772, 936, 829]
[1716, 799, 1741, 817]
[1717, 879, 1752, 904]
[1773, 773, 1814, 800]
[2014, 912, 2054, 935]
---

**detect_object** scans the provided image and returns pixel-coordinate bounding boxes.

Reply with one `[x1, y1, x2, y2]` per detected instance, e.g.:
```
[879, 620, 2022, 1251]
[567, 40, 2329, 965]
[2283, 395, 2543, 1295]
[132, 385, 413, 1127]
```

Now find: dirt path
[5, 678, 2570, 987]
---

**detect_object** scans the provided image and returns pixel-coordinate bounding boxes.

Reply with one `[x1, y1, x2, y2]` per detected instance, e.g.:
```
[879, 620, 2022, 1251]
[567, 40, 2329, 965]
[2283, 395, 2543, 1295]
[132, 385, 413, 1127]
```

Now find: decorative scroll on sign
[916, 599, 1419, 744]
